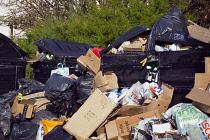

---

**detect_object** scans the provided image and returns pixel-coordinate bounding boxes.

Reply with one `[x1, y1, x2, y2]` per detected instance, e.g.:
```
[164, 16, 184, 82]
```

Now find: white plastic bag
[51, 63, 69, 77]
[36, 122, 44, 140]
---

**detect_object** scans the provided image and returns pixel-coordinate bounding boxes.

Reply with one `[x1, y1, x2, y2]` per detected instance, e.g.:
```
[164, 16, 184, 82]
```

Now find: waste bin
[31, 58, 80, 84]
[0, 33, 30, 94]
[31, 38, 95, 84]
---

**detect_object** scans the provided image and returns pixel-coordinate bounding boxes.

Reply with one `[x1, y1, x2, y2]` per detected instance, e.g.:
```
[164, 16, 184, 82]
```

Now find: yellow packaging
[41, 120, 63, 135]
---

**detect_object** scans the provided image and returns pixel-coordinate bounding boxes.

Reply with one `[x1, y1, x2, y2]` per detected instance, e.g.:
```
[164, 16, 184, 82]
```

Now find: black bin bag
[44, 73, 78, 117]
[8, 114, 39, 140]
[146, 6, 210, 60]
[43, 123, 76, 140]
[44, 73, 76, 101]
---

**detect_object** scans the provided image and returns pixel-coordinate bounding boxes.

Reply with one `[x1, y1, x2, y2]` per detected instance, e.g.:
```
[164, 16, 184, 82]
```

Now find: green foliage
[14, 0, 194, 80]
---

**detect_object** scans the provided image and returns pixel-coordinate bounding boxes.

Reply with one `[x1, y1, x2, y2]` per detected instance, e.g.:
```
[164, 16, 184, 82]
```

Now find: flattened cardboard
[105, 110, 161, 140]
[188, 24, 210, 44]
[186, 87, 210, 114]
[63, 89, 117, 140]
[93, 71, 119, 92]
[194, 73, 210, 89]
[11, 97, 37, 118]
[23, 92, 51, 112]
[205, 57, 210, 74]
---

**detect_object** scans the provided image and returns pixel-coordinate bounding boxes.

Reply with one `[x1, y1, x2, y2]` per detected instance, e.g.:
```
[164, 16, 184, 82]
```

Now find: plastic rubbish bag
[164, 103, 209, 137]
[0, 90, 17, 136]
[43, 123, 76, 140]
[44, 73, 76, 101]
[8, 114, 39, 140]
[50, 63, 69, 77]
[146, 6, 188, 60]
[18, 78, 45, 96]
[75, 73, 93, 104]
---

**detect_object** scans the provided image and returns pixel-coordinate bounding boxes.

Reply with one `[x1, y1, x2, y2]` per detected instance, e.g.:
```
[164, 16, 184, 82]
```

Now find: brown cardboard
[93, 71, 119, 92]
[141, 83, 174, 116]
[205, 57, 210, 74]
[105, 110, 161, 140]
[23, 92, 51, 112]
[83, 49, 101, 75]
[63, 89, 117, 140]
[188, 23, 210, 44]
[11, 97, 37, 118]
[123, 39, 146, 51]
[194, 73, 210, 89]
[186, 87, 210, 114]
[77, 49, 100, 75]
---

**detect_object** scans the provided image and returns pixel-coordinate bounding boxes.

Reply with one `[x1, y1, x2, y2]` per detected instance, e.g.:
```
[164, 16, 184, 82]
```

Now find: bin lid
[33, 39, 95, 58]
[99, 26, 151, 54]
[0, 33, 30, 59]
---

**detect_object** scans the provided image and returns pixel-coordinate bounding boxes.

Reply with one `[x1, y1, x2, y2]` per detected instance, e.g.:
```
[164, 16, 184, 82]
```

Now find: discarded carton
[23, 91, 51, 112]
[77, 48, 101, 75]
[186, 87, 210, 114]
[194, 73, 210, 89]
[122, 39, 146, 51]
[141, 83, 174, 116]
[188, 21, 210, 44]
[63, 89, 117, 140]
[105, 110, 161, 140]
[205, 57, 210, 74]
[93, 71, 119, 92]
[11, 97, 37, 118]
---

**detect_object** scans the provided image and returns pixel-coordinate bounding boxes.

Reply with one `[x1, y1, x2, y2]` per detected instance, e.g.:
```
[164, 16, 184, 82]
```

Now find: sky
[0, 5, 11, 37]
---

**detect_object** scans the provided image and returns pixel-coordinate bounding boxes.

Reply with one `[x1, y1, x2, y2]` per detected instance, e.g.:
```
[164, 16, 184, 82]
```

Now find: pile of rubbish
[1, 6, 210, 140]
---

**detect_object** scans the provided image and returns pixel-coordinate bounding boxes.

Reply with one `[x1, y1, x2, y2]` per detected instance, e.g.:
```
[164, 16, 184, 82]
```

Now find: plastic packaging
[165, 103, 209, 137]
[122, 81, 143, 105]
[36, 122, 44, 140]
[41, 120, 63, 136]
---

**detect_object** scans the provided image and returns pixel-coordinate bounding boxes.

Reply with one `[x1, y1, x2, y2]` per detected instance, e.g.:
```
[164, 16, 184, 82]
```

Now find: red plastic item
[93, 48, 104, 58]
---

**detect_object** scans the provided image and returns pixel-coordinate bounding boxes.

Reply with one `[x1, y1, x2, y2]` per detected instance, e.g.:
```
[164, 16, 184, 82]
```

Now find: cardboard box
[93, 71, 119, 92]
[63, 89, 117, 140]
[194, 73, 210, 89]
[205, 57, 210, 74]
[23, 91, 51, 112]
[123, 39, 146, 51]
[186, 87, 210, 114]
[188, 23, 210, 44]
[105, 110, 161, 140]
[141, 83, 174, 116]
[11, 97, 37, 118]
[77, 49, 101, 75]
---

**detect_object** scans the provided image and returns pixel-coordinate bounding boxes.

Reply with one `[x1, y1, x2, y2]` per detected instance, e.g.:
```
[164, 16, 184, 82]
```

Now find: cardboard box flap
[63, 89, 117, 140]
[93, 71, 118, 92]
[187, 21, 210, 44]
[113, 105, 144, 117]
[159, 82, 174, 101]
[186, 88, 210, 106]
[83, 49, 101, 74]
[123, 40, 146, 51]
[19, 99, 37, 105]
[194, 73, 210, 89]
